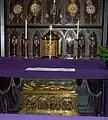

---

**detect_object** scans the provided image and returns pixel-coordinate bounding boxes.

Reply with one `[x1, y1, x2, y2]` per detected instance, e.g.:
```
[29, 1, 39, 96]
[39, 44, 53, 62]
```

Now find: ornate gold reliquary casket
[41, 30, 60, 58]
[20, 79, 78, 116]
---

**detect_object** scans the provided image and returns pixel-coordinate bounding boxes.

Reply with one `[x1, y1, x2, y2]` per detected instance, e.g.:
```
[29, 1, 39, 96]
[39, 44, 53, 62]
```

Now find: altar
[0, 57, 107, 79]
[0, 57, 107, 116]
[0, 114, 107, 120]
[0, 0, 108, 119]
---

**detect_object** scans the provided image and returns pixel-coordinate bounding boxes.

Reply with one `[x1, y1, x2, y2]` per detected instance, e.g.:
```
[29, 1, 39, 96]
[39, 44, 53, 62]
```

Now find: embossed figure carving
[37, 96, 48, 110]
[26, 96, 36, 109]
[50, 97, 61, 110]
[20, 80, 78, 116]
[62, 97, 72, 111]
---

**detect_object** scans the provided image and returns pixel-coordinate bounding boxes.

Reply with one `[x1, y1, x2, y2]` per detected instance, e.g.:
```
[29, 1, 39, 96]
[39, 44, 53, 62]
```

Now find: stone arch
[8, 29, 20, 57]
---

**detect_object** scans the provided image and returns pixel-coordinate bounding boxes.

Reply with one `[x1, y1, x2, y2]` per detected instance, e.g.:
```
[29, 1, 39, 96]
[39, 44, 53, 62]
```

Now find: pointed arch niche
[78, 31, 85, 58]
[88, 31, 98, 58]
[65, 30, 76, 58]
[32, 30, 41, 57]
[8, 29, 19, 57]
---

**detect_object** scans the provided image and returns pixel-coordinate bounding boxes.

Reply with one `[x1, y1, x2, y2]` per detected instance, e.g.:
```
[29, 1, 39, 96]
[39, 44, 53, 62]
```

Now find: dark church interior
[0, 0, 108, 120]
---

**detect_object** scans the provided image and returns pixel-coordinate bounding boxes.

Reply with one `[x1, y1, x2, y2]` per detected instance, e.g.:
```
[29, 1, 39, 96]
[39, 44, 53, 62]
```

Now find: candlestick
[76, 19, 79, 39]
[49, 25, 52, 59]
[25, 19, 27, 39]
[59, 39, 61, 55]
[24, 39, 28, 59]
[74, 39, 78, 59]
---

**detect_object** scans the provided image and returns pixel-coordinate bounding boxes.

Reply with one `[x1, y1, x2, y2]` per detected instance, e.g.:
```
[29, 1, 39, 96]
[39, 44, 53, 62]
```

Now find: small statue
[12, 36, 18, 57]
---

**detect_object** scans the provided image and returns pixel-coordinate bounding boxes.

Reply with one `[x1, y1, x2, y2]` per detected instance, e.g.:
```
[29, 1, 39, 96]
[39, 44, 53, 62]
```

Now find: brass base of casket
[20, 81, 78, 116]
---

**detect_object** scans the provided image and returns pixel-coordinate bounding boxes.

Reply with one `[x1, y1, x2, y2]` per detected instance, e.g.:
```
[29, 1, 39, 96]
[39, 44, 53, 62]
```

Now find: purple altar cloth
[0, 114, 107, 120]
[0, 57, 107, 79]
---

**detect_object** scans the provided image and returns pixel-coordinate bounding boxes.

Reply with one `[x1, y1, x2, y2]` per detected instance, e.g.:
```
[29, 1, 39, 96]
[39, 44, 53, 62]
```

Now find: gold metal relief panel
[84, 0, 100, 24]
[42, 40, 59, 57]
[41, 29, 64, 57]
[20, 79, 78, 116]
[8, 0, 24, 24]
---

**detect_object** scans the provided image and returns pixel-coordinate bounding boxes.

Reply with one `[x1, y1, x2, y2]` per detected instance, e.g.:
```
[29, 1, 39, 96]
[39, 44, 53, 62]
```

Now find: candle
[76, 19, 79, 39]
[59, 38, 61, 55]
[25, 19, 27, 39]
[49, 25, 52, 59]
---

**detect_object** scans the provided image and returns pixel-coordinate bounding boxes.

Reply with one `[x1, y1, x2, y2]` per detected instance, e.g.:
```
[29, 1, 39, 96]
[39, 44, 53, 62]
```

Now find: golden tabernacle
[41, 30, 60, 58]
[20, 79, 78, 116]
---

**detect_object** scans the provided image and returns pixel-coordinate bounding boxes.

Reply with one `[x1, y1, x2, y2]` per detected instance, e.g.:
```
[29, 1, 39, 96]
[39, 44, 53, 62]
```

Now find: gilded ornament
[86, 1, 95, 14]
[30, 3, 40, 16]
[9, 13, 14, 20]
[12, 36, 17, 44]
[13, 4, 22, 15]
[67, 3, 78, 16]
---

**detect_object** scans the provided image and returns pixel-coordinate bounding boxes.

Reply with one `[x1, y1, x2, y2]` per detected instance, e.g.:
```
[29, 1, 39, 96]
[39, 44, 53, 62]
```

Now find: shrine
[0, 0, 108, 120]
